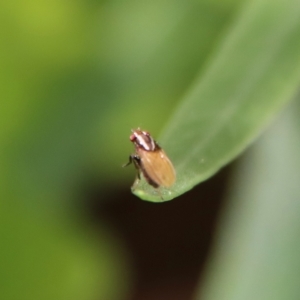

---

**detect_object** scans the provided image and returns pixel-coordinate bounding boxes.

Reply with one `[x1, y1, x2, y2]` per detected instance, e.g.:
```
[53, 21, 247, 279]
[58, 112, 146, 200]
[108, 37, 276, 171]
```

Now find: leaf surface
[133, 0, 300, 202]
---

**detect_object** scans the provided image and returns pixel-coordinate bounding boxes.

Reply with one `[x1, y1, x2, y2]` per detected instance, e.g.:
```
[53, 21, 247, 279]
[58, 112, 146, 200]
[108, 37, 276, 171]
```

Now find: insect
[123, 128, 176, 190]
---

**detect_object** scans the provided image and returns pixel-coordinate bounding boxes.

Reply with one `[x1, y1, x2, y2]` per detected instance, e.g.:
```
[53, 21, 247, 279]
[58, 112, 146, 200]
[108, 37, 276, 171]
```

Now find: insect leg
[122, 155, 133, 167]
[123, 155, 142, 187]
[131, 155, 141, 180]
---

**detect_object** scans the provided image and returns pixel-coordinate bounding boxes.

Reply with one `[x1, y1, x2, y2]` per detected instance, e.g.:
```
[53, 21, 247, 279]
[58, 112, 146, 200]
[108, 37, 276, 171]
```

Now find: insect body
[124, 129, 176, 189]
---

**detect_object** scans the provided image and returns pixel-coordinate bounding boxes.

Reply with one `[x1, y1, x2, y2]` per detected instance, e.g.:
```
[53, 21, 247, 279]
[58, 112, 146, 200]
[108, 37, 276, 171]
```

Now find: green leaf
[133, 0, 300, 202]
[196, 99, 300, 300]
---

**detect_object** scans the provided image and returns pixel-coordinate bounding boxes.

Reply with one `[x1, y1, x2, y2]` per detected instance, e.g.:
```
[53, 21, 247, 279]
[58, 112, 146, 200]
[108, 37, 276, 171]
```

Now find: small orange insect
[124, 128, 176, 189]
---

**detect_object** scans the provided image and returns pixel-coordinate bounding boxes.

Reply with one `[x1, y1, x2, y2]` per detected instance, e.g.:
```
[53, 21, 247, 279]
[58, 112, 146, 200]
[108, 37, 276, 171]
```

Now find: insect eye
[129, 134, 136, 141]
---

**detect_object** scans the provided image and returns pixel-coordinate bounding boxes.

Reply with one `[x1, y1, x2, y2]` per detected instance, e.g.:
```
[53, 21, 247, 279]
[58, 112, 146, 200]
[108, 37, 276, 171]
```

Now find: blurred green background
[2, 0, 300, 299]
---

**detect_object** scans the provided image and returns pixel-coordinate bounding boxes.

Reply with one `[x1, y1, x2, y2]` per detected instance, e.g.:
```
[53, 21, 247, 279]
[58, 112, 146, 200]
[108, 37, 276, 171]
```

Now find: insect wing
[137, 148, 176, 187]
